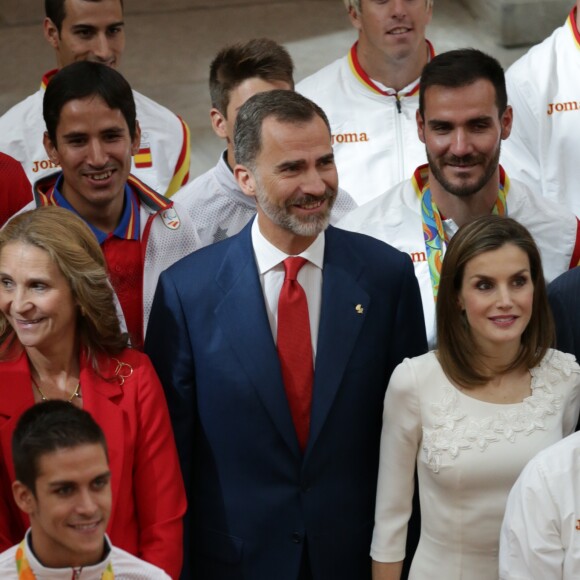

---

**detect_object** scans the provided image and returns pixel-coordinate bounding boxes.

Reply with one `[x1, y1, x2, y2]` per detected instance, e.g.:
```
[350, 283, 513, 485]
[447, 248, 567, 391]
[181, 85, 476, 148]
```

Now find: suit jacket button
[291, 532, 302, 544]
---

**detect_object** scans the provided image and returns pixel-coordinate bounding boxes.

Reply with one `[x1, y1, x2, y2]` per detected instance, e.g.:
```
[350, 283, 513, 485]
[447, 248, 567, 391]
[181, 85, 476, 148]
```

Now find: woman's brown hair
[436, 215, 554, 387]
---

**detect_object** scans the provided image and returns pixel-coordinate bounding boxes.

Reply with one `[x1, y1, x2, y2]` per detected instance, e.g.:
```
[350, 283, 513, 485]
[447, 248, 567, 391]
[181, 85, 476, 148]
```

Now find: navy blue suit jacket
[146, 222, 427, 580]
[549, 266, 580, 362]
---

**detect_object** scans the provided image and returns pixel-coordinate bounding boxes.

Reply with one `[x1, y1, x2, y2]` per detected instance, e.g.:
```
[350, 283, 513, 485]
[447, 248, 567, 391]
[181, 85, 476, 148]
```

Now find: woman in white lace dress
[371, 216, 580, 580]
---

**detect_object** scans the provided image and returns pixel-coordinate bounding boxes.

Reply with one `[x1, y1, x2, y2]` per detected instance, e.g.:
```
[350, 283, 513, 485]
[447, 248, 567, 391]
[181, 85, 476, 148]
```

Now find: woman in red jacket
[0, 206, 186, 579]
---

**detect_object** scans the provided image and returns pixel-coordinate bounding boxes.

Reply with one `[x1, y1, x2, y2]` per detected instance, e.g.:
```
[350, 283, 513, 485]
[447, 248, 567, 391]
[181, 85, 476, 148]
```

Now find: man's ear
[44, 131, 60, 165]
[234, 164, 256, 198]
[210, 108, 228, 140]
[347, 5, 362, 32]
[43, 17, 60, 50]
[500, 105, 513, 141]
[131, 120, 142, 156]
[12, 480, 36, 516]
[416, 109, 426, 144]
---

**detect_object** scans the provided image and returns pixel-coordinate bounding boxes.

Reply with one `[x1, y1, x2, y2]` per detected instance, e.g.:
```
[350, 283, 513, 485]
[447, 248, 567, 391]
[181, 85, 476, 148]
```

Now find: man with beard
[338, 49, 580, 348]
[145, 90, 427, 580]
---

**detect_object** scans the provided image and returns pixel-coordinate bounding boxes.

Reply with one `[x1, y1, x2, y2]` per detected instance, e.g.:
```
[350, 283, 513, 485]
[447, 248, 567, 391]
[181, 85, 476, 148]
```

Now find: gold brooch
[113, 359, 134, 386]
[355, 304, 364, 314]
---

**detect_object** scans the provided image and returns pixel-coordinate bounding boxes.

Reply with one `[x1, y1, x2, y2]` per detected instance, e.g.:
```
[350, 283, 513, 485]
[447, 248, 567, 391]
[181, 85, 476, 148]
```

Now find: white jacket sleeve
[499, 461, 563, 580]
[371, 357, 422, 562]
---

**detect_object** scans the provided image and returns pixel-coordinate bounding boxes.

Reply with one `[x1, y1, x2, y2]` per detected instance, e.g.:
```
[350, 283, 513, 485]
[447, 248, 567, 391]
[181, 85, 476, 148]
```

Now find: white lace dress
[371, 350, 580, 580]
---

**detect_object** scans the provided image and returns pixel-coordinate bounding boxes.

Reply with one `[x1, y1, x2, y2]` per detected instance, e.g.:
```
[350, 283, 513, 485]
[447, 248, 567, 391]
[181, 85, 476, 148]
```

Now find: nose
[76, 489, 99, 516]
[90, 34, 114, 64]
[391, 0, 407, 17]
[449, 128, 474, 158]
[12, 288, 32, 315]
[87, 138, 108, 168]
[496, 285, 514, 309]
[302, 168, 328, 197]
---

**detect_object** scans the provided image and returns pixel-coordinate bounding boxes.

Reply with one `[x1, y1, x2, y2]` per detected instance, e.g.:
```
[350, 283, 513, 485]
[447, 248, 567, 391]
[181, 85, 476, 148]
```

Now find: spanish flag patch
[134, 147, 153, 168]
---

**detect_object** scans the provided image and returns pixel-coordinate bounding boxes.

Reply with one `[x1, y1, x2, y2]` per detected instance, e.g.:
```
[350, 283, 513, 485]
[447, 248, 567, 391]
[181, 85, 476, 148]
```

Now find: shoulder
[172, 166, 217, 204]
[387, 352, 439, 402]
[132, 89, 179, 121]
[549, 266, 580, 295]
[326, 224, 412, 268]
[534, 348, 580, 380]
[0, 544, 18, 574]
[0, 91, 41, 125]
[296, 55, 348, 95]
[110, 545, 171, 578]
[507, 24, 561, 78]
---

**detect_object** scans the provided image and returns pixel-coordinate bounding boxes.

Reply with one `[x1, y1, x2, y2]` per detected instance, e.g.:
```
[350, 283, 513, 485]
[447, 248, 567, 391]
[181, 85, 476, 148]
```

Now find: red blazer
[0, 347, 186, 579]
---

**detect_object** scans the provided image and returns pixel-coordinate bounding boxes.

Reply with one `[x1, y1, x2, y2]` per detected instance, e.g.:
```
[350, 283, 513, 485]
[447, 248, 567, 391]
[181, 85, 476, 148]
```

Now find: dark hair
[419, 48, 507, 118]
[437, 215, 554, 387]
[209, 38, 294, 116]
[0, 207, 128, 364]
[43, 60, 136, 144]
[234, 90, 330, 169]
[12, 400, 108, 493]
[46, 0, 124, 32]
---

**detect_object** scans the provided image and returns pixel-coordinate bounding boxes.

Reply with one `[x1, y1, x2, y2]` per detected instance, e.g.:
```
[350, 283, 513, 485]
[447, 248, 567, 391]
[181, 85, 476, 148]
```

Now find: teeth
[298, 200, 323, 209]
[90, 171, 112, 181]
[389, 27, 410, 34]
[72, 522, 99, 531]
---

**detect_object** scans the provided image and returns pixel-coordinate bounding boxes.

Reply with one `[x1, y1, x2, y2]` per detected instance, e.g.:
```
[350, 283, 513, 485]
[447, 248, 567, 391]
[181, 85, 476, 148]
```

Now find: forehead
[423, 79, 500, 120]
[0, 241, 56, 272]
[257, 115, 332, 164]
[227, 78, 292, 116]
[62, 0, 123, 26]
[464, 243, 531, 276]
[36, 443, 109, 486]
[56, 95, 129, 134]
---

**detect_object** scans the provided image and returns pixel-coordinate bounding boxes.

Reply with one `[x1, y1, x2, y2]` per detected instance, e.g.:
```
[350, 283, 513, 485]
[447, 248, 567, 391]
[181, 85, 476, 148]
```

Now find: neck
[29, 529, 106, 570]
[430, 168, 500, 228]
[25, 340, 79, 385]
[225, 144, 236, 171]
[478, 340, 523, 378]
[356, 39, 428, 92]
[61, 180, 125, 234]
[256, 212, 318, 255]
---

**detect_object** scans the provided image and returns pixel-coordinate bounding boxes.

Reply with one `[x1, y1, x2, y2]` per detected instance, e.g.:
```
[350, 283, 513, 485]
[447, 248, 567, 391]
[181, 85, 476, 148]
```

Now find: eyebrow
[468, 268, 530, 280]
[70, 21, 125, 31]
[48, 471, 112, 488]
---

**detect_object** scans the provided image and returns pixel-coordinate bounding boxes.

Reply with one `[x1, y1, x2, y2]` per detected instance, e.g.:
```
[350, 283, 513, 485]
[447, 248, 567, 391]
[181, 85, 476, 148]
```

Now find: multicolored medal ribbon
[415, 165, 509, 300]
[16, 539, 114, 579]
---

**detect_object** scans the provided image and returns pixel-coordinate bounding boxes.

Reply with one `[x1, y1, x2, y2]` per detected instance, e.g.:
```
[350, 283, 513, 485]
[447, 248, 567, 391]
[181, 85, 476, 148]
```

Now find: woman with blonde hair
[371, 215, 580, 579]
[0, 207, 186, 579]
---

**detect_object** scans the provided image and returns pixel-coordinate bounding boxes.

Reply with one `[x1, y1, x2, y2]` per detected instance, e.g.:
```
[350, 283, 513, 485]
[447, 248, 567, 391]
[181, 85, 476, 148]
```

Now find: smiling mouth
[69, 520, 102, 532]
[489, 315, 518, 326]
[388, 27, 412, 35]
[15, 318, 43, 327]
[86, 170, 114, 181]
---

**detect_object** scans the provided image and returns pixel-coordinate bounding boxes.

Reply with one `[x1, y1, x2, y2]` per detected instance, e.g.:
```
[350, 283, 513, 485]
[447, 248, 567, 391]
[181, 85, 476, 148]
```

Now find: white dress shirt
[500, 430, 580, 579]
[251, 217, 324, 359]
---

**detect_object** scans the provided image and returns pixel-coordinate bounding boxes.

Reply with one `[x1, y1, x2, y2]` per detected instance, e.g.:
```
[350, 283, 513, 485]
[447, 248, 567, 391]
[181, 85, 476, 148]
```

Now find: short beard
[254, 178, 336, 238]
[427, 141, 501, 198]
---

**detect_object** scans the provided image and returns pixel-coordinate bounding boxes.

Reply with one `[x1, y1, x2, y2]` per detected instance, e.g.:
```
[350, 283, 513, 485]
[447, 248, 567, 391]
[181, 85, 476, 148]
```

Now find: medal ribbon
[16, 539, 114, 579]
[416, 165, 509, 300]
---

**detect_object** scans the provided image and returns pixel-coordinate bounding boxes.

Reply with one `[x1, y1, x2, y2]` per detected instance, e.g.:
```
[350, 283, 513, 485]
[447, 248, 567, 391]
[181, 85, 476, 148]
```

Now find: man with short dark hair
[146, 89, 427, 580]
[23, 60, 199, 349]
[0, 0, 191, 197]
[173, 38, 356, 247]
[297, 0, 434, 205]
[0, 401, 171, 578]
[339, 48, 580, 347]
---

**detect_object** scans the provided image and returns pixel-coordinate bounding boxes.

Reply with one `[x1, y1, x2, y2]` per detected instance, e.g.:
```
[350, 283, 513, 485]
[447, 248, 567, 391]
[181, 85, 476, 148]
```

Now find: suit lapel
[0, 352, 36, 483]
[79, 355, 125, 524]
[214, 223, 301, 458]
[306, 227, 370, 458]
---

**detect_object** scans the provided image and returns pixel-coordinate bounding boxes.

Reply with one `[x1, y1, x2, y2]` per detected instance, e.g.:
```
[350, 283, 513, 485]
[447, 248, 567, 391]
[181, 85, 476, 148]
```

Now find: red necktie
[277, 257, 314, 451]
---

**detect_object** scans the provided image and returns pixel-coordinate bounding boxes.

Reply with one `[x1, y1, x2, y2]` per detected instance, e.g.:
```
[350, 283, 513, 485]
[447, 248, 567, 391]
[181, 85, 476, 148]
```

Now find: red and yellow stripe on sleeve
[164, 117, 191, 198]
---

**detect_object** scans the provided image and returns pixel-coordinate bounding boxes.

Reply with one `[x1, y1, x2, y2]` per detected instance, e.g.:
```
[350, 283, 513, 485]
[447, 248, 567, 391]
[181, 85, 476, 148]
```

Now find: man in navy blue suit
[146, 90, 427, 580]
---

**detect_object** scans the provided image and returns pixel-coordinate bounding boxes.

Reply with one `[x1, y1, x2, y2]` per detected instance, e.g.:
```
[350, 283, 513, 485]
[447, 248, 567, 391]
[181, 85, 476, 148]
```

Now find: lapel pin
[355, 304, 364, 314]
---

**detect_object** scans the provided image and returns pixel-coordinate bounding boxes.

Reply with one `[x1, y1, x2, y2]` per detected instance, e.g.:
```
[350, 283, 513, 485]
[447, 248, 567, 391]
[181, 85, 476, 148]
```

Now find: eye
[74, 28, 94, 39]
[31, 282, 47, 291]
[92, 476, 110, 491]
[107, 25, 123, 36]
[512, 275, 528, 287]
[475, 280, 493, 291]
[0, 278, 13, 289]
[55, 485, 74, 497]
